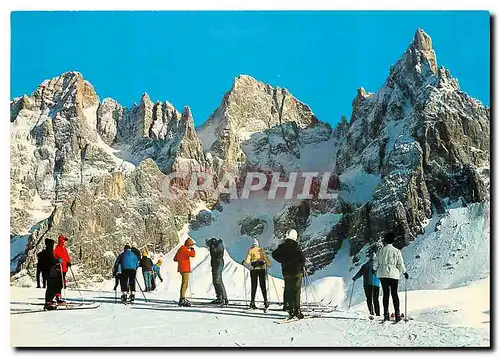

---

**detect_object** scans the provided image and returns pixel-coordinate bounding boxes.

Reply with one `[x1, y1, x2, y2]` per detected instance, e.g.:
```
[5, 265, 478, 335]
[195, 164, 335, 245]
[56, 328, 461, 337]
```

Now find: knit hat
[142, 249, 148, 257]
[58, 235, 68, 244]
[44, 238, 54, 247]
[124, 244, 131, 250]
[286, 229, 298, 241]
[157, 259, 163, 266]
[184, 237, 195, 247]
[252, 238, 259, 247]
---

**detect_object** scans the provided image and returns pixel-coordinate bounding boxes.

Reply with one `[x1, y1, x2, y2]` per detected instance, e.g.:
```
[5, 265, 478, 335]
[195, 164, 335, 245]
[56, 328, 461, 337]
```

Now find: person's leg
[212, 269, 221, 300]
[283, 276, 293, 315]
[129, 270, 136, 293]
[120, 272, 128, 293]
[250, 270, 258, 304]
[218, 264, 227, 301]
[36, 265, 41, 288]
[114, 276, 120, 290]
[364, 285, 374, 315]
[55, 271, 64, 301]
[380, 278, 390, 318]
[294, 274, 303, 311]
[143, 271, 151, 291]
[42, 271, 48, 288]
[389, 279, 400, 316]
[257, 270, 267, 302]
[180, 273, 188, 299]
[45, 277, 56, 303]
[373, 286, 381, 316]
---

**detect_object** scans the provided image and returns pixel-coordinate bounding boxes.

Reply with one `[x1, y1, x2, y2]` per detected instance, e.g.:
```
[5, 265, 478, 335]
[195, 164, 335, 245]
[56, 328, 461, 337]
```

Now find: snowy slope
[10, 199, 490, 347]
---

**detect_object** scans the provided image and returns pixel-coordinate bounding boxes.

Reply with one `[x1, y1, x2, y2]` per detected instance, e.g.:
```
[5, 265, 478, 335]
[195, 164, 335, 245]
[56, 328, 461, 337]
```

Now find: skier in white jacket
[374, 232, 408, 322]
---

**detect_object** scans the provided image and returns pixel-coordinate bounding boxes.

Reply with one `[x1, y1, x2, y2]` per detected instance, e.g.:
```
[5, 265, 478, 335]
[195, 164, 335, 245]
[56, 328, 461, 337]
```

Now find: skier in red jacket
[53, 235, 72, 304]
[173, 237, 196, 307]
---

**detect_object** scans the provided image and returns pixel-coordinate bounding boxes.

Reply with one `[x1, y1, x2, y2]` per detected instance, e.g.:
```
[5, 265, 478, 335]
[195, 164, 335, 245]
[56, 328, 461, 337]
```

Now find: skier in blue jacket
[353, 251, 381, 317]
[116, 244, 139, 303]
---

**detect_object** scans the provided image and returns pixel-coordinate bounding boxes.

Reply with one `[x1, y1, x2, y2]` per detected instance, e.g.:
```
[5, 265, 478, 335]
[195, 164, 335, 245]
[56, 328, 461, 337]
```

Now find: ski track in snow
[10, 203, 490, 347]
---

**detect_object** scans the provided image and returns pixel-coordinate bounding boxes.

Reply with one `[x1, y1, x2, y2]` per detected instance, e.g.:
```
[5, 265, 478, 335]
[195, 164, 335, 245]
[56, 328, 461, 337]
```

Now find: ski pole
[348, 280, 355, 312]
[135, 276, 148, 302]
[404, 279, 408, 322]
[69, 266, 84, 302]
[115, 287, 117, 304]
[243, 266, 248, 306]
[269, 270, 281, 305]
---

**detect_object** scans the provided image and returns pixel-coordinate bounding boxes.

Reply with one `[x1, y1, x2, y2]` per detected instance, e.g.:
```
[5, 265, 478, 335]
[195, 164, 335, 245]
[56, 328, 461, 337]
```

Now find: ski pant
[212, 263, 227, 300]
[45, 276, 58, 303]
[120, 269, 137, 293]
[142, 270, 153, 291]
[113, 275, 121, 290]
[250, 269, 267, 303]
[180, 272, 189, 299]
[364, 284, 380, 315]
[36, 265, 47, 288]
[284, 273, 302, 311]
[379, 278, 400, 316]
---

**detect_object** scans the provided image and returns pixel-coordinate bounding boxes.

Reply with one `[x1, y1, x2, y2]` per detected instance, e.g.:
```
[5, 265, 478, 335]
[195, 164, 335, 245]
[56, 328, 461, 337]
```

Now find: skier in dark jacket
[206, 237, 228, 306]
[272, 229, 306, 319]
[139, 250, 154, 292]
[353, 251, 381, 317]
[36, 240, 52, 288]
[41, 239, 58, 310]
[113, 244, 140, 303]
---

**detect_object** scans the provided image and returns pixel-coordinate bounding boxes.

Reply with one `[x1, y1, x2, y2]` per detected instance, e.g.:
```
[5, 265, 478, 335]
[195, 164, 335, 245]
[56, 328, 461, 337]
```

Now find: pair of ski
[274, 315, 319, 324]
[10, 301, 100, 315]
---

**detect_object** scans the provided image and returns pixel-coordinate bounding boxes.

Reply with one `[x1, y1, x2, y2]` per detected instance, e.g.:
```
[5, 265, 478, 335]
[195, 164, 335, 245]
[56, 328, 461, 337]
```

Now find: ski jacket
[375, 244, 406, 280]
[243, 246, 272, 270]
[120, 249, 139, 271]
[353, 259, 380, 287]
[152, 264, 163, 280]
[207, 239, 224, 267]
[272, 239, 305, 277]
[173, 245, 196, 273]
[37, 249, 52, 272]
[140, 256, 154, 271]
[54, 243, 71, 273]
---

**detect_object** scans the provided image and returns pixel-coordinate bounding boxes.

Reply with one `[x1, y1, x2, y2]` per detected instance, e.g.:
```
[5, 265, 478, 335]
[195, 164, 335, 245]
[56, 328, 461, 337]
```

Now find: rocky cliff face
[11, 28, 490, 283]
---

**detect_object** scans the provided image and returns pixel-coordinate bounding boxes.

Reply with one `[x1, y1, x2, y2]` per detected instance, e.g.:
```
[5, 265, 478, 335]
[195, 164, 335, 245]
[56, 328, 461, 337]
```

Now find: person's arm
[173, 249, 179, 262]
[157, 267, 163, 281]
[272, 246, 283, 263]
[352, 264, 365, 281]
[242, 249, 251, 265]
[397, 250, 407, 278]
[263, 250, 272, 267]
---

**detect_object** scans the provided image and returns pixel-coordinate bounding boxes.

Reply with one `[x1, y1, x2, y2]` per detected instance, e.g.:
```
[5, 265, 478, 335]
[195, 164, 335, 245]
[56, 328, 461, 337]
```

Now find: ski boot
[178, 298, 192, 307]
[249, 301, 257, 309]
[294, 309, 305, 320]
[121, 293, 128, 304]
[210, 298, 222, 304]
[55, 295, 66, 305]
[44, 301, 57, 311]
[129, 294, 135, 304]
[220, 298, 229, 307]
[383, 313, 390, 321]
[263, 301, 270, 309]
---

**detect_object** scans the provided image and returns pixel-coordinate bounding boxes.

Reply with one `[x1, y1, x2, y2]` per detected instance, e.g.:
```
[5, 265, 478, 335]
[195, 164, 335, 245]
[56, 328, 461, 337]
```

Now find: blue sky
[11, 11, 490, 127]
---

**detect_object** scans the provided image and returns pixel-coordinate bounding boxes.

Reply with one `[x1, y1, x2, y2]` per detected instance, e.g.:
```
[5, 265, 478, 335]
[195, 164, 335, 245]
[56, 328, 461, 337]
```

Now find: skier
[151, 259, 164, 291]
[139, 249, 154, 292]
[36, 240, 52, 288]
[40, 239, 58, 310]
[115, 244, 140, 303]
[112, 260, 122, 291]
[173, 237, 196, 307]
[374, 232, 408, 322]
[272, 229, 306, 319]
[53, 235, 72, 304]
[206, 237, 228, 306]
[353, 251, 381, 318]
[242, 238, 272, 309]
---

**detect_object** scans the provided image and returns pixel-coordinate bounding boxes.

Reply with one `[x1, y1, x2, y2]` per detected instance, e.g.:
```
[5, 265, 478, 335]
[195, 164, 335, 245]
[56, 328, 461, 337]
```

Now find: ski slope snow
[10, 202, 490, 347]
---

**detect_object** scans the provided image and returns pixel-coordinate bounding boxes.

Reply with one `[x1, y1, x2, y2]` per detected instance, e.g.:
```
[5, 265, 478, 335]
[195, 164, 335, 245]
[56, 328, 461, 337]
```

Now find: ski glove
[67, 261, 71, 267]
[160, 279, 164, 282]
[57, 259, 63, 263]
[404, 272, 409, 279]
[352, 277, 356, 281]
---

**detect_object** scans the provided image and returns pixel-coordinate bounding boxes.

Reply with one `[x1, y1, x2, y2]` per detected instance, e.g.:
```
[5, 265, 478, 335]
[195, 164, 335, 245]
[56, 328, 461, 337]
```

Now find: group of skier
[111, 244, 164, 303]
[352, 232, 408, 322]
[36, 235, 73, 311]
[36, 227, 407, 320]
